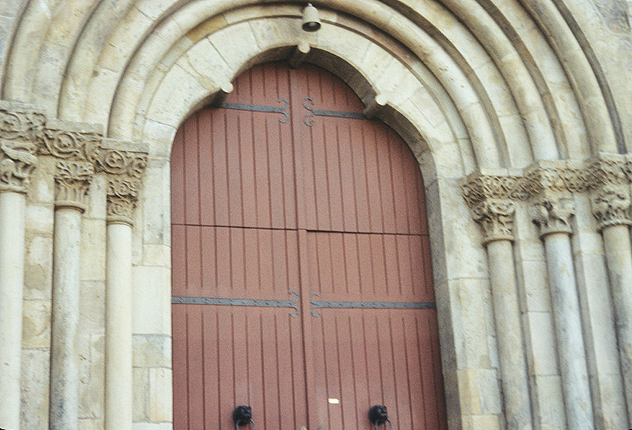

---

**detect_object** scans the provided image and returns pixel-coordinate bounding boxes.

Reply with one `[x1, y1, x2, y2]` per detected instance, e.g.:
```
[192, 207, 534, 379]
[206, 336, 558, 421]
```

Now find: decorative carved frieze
[592, 185, 632, 230]
[0, 107, 46, 193]
[531, 197, 575, 237]
[461, 174, 529, 207]
[54, 160, 95, 211]
[524, 165, 590, 195]
[471, 199, 516, 244]
[96, 149, 148, 179]
[40, 128, 102, 162]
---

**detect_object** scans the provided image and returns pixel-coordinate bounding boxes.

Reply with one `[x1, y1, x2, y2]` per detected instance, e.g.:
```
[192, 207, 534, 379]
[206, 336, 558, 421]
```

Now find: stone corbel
[0, 104, 47, 193]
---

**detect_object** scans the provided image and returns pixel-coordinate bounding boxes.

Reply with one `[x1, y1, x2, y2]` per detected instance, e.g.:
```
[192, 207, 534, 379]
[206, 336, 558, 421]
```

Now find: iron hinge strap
[172, 290, 300, 317]
[220, 98, 289, 123]
[309, 293, 436, 317]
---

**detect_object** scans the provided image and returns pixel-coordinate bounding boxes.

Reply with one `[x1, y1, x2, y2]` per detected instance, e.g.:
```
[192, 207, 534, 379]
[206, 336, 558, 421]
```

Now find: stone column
[470, 199, 533, 430]
[592, 184, 632, 419]
[49, 160, 94, 430]
[97, 147, 147, 430]
[105, 179, 142, 430]
[0, 106, 45, 430]
[532, 196, 594, 430]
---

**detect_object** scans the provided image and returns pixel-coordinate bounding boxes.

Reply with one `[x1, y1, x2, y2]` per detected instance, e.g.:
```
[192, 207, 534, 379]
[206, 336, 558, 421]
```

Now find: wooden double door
[171, 63, 446, 430]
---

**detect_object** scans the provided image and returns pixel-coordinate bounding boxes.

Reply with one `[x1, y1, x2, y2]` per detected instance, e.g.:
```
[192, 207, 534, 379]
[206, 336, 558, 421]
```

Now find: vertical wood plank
[171, 128, 185, 225]
[184, 114, 200, 225]
[198, 109, 215, 226]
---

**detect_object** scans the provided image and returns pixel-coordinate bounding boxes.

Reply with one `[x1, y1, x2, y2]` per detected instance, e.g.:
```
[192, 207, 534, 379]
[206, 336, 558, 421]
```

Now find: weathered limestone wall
[0, 1, 630, 430]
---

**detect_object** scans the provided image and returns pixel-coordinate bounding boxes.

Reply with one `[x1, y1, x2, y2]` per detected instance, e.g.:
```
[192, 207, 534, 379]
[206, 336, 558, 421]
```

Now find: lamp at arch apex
[302, 3, 321, 32]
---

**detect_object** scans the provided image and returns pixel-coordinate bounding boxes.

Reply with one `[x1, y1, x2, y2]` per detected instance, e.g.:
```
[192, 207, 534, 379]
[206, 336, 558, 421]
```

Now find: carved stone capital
[531, 197, 575, 237]
[591, 185, 632, 230]
[0, 107, 47, 193]
[54, 160, 95, 211]
[470, 199, 516, 244]
[106, 178, 141, 225]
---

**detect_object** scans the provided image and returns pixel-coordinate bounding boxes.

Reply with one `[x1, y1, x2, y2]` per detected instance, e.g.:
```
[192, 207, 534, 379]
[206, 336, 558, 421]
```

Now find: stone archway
[2, 2, 631, 430]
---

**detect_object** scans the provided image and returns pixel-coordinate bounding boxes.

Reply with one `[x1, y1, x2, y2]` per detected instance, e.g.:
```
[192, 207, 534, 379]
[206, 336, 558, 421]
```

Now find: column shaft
[50, 207, 83, 430]
[602, 225, 632, 419]
[105, 222, 134, 430]
[543, 233, 594, 429]
[0, 192, 26, 430]
[487, 240, 533, 430]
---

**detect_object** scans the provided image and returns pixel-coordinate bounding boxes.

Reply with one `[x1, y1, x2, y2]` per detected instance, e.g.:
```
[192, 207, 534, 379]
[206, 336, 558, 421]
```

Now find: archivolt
[1, 0, 619, 173]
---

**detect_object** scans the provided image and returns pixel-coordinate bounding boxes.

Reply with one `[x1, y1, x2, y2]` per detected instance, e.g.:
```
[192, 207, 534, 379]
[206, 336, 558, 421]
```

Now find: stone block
[139, 160, 171, 247]
[457, 368, 501, 416]
[462, 414, 501, 430]
[20, 349, 50, 430]
[78, 333, 105, 419]
[182, 39, 231, 90]
[530, 374, 566, 430]
[515, 259, 551, 312]
[133, 422, 172, 430]
[149, 368, 172, 422]
[132, 265, 171, 335]
[24, 234, 53, 300]
[85, 174, 107, 220]
[133, 368, 150, 422]
[22, 299, 51, 349]
[142, 244, 170, 267]
[79, 418, 102, 430]
[133, 334, 172, 368]
[81, 217, 106, 281]
[25, 203, 54, 235]
[79, 281, 105, 331]
[209, 21, 259, 73]
[524, 311, 559, 376]
[141, 120, 177, 159]
[249, 17, 301, 52]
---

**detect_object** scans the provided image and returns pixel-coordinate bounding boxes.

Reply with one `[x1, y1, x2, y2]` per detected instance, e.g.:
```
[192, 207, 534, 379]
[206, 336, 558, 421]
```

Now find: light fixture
[302, 3, 321, 32]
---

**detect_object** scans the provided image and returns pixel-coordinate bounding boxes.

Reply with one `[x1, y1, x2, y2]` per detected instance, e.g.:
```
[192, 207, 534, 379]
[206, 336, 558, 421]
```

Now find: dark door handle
[232, 406, 254, 430]
[369, 405, 392, 430]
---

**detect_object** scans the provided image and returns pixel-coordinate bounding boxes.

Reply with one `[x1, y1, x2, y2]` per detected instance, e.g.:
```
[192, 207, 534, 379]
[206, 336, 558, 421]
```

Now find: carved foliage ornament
[41, 129, 102, 162]
[106, 178, 141, 225]
[54, 161, 95, 211]
[97, 149, 148, 179]
[592, 185, 632, 230]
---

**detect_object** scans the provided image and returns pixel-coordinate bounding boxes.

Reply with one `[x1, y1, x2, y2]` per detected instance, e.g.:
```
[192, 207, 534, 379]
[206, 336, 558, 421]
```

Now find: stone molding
[462, 155, 632, 241]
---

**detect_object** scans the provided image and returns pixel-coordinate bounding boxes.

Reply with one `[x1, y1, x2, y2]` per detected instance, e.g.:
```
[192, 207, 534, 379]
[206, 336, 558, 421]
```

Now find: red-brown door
[171, 62, 446, 430]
